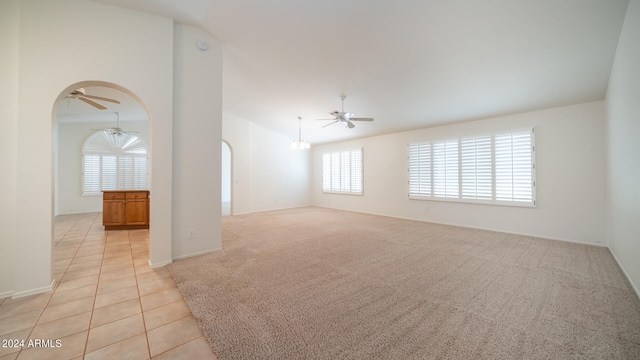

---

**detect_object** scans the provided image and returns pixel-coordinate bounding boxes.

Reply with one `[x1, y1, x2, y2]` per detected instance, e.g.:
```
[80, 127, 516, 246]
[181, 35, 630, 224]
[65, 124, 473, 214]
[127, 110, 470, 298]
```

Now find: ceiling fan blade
[350, 117, 374, 121]
[322, 120, 340, 128]
[79, 97, 107, 110]
[347, 121, 355, 129]
[82, 94, 121, 104]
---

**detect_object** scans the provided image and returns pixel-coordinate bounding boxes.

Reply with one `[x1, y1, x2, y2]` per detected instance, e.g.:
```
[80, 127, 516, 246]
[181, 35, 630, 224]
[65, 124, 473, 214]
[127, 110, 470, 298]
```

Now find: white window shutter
[322, 153, 331, 192]
[82, 155, 101, 195]
[407, 128, 535, 207]
[495, 129, 534, 205]
[461, 135, 492, 201]
[101, 155, 117, 191]
[351, 150, 363, 194]
[408, 142, 432, 198]
[322, 149, 363, 195]
[433, 139, 459, 198]
[82, 131, 149, 196]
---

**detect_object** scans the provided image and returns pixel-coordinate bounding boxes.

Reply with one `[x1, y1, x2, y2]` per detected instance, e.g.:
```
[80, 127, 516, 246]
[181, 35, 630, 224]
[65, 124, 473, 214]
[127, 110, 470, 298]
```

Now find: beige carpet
[168, 207, 640, 359]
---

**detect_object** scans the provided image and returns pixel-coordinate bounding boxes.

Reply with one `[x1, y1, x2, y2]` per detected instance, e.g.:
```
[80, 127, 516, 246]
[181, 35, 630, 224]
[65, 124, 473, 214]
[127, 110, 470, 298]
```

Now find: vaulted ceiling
[88, 0, 629, 144]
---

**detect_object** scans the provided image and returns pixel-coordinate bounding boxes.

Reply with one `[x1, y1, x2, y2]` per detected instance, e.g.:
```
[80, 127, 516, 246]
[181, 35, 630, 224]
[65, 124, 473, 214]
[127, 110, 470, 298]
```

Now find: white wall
[312, 101, 607, 245]
[606, 0, 640, 296]
[0, 0, 19, 299]
[1, 0, 175, 298]
[222, 112, 311, 214]
[57, 121, 151, 215]
[171, 24, 223, 260]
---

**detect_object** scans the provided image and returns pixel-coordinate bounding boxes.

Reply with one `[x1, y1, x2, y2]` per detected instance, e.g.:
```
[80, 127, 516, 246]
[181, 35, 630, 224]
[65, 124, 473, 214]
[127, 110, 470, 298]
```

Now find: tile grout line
[131, 229, 154, 359]
[15, 213, 97, 359]
[81, 213, 106, 358]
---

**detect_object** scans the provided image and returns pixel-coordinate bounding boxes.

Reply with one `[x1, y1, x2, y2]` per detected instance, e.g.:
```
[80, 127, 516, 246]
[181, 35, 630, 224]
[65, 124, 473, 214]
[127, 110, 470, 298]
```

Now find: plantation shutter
[101, 156, 117, 191]
[118, 156, 134, 190]
[322, 148, 363, 195]
[322, 153, 331, 192]
[82, 155, 101, 194]
[350, 150, 363, 194]
[134, 157, 148, 189]
[461, 135, 492, 201]
[82, 131, 149, 196]
[406, 128, 535, 207]
[495, 129, 535, 205]
[433, 139, 459, 198]
[331, 152, 341, 191]
[408, 142, 431, 198]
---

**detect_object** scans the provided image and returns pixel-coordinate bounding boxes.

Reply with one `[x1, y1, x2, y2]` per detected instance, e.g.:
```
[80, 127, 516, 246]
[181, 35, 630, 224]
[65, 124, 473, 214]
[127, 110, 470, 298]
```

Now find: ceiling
[86, 0, 629, 145]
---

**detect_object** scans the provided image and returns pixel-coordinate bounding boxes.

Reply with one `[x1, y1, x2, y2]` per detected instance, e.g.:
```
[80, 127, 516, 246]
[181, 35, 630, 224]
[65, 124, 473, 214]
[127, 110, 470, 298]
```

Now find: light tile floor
[0, 212, 217, 360]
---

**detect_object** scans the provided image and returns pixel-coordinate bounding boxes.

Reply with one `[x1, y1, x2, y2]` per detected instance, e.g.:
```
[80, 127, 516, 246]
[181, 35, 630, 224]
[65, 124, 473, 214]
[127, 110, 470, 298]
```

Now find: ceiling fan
[66, 87, 121, 110]
[317, 95, 374, 129]
[92, 112, 138, 136]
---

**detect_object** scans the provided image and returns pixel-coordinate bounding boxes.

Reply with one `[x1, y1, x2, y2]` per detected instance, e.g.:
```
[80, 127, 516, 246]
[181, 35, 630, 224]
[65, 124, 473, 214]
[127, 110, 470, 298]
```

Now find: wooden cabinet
[103, 190, 149, 230]
[103, 192, 126, 227]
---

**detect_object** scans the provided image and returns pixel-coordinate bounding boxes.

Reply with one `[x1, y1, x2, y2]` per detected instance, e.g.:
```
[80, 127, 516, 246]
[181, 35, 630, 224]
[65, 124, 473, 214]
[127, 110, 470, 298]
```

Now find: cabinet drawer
[126, 191, 149, 199]
[103, 192, 125, 200]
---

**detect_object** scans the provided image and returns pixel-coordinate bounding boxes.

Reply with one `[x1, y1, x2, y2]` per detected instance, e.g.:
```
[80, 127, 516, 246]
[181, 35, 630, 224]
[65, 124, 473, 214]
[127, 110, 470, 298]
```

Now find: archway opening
[52, 81, 151, 276]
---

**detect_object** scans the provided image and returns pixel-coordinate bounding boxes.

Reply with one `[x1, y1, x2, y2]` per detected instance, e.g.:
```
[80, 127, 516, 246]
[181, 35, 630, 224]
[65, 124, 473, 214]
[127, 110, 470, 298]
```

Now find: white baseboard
[0, 290, 14, 300]
[608, 248, 640, 300]
[11, 279, 56, 299]
[148, 259, 173, 269]
[172, 247, 222, 261]
[317, 205, 609, 248]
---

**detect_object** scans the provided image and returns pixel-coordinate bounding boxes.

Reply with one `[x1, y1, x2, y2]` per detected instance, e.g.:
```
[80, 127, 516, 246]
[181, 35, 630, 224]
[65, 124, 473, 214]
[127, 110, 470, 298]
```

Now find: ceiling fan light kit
[291, 116, 310, 150]
[317, 95, 374, 129]
[92, 112, 139, 136]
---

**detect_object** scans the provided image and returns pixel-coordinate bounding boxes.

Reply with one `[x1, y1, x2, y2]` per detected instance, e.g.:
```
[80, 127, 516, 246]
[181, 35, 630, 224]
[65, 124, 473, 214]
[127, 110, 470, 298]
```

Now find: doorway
[53, 81, 151, 265]
[222, 140, 232, 216]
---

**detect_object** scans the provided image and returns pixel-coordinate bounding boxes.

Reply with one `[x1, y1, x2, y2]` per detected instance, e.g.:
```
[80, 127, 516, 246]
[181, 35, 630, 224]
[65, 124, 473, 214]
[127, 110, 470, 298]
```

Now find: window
[408, 128, 535, 207]
[322, 148, 363, 195]
[82, 131, 149, 196]
[408, 142, 431, 197]
[433, 139, 459, 198]
[461, 135, 492, 201]
[494, 130, 534, 204]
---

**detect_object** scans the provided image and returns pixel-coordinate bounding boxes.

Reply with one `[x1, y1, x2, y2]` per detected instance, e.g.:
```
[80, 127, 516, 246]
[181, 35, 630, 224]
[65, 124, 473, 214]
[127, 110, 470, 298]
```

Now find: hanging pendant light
[291, 116, 311, 150]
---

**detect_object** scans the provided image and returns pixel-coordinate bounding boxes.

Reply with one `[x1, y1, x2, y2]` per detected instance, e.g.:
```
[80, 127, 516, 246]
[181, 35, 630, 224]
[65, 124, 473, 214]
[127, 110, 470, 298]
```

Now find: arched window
[82, 131, 149, 196]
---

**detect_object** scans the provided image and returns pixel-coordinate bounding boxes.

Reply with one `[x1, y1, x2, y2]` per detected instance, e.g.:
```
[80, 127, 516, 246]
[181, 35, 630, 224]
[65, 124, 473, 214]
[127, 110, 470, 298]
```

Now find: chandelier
[291, 116, 310, 150]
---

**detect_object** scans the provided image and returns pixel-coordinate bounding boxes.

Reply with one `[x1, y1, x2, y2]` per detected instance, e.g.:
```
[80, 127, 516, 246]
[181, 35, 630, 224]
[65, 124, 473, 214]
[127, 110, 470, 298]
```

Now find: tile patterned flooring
[0, 213, 217, 360]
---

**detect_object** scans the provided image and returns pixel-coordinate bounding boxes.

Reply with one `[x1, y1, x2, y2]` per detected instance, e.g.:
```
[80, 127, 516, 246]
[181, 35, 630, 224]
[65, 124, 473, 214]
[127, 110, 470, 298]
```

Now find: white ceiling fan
[317, 95, 374, 129]
[66, 87, 121, 110]
[92, 112, 138, 136]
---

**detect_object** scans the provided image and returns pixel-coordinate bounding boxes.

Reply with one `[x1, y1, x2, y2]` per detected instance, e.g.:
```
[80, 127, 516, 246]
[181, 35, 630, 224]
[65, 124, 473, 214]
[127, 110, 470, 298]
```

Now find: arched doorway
[53, 81, 151, 267]
[222, 140, 232, 216]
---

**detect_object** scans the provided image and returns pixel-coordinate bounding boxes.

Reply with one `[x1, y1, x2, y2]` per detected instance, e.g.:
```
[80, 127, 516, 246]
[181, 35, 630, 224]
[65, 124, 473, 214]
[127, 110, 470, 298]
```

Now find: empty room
[1, 0, 639, 359]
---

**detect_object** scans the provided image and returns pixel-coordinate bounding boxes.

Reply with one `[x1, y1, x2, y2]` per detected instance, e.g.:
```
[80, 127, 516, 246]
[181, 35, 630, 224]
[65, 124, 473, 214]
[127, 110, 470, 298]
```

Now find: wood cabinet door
[103, 200, 126, 225]
[125, 199, 148, 225]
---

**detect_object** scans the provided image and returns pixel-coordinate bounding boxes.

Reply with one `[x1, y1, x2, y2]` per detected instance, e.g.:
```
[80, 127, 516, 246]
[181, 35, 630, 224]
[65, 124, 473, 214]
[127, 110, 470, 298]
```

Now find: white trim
[148, 259, 173, 269]
[316, 205, 606, 248]
[11, 279, 56, 299]
[609, 248, 640, 300]
[172, 247, 223, 261]
[0, 290, 14, 300]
